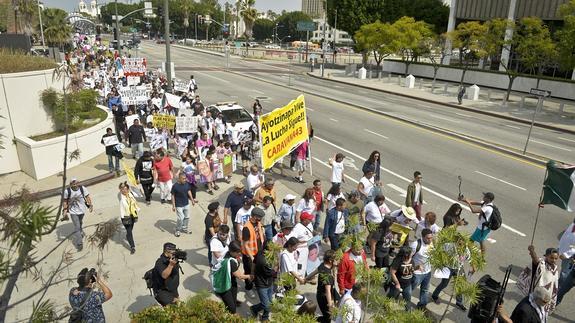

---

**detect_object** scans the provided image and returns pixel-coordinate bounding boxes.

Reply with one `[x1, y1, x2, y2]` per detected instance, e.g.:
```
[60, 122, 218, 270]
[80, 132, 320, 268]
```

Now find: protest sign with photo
[173, 79, 188, 93]
[390, 223, 412, 248]
[119, 87, 148, 105]
[127, 76, 140, 86]
[123, 58, 147, 76]
[197, 160, 213, 183]
[175, 116, 200, 134]
[102, 135, 119, 147]
[153, 115, 176, 129]
[259, 94, 308, 170]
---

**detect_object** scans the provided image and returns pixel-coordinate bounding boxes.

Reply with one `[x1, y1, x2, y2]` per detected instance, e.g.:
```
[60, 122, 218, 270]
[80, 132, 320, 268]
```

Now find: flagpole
[530, 168, 549, 245]
[308, 140, 313, 177]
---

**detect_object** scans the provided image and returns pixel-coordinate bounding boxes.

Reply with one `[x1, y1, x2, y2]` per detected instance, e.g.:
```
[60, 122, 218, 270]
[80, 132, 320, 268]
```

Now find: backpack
[483, 205, 502, 231]
[212, 258, 232, 293]
[415, 238, 422, 254]
[66, 186, 89, 208]
[143, 268, 155, 295]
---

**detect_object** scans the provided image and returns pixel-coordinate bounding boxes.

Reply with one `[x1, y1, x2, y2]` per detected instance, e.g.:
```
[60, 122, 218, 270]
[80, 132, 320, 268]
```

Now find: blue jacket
[323, 207, 349, 238]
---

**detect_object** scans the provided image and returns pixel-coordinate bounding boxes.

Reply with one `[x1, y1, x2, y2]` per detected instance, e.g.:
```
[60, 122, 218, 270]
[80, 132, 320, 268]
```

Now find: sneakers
[77, 244, 83, 252]
[161, 199, 166, 204]
[247, 289, 256, 298]
[432, 296, 440, 305]
[175, 231, 180, 237]
[181, 230, 191, 235]
[130, 247, 136, 254]
[455, 303, 467, 311]
[250, 306, 259, 318]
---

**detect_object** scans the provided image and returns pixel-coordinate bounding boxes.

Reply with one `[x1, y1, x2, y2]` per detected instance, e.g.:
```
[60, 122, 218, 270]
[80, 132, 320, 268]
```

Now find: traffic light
[157, 6, 163, 17]
[113, 27, 118, 41]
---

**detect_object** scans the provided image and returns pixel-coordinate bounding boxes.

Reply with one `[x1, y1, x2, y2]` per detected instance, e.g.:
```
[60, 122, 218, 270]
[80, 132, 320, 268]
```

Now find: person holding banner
[101, 128, 121, 172]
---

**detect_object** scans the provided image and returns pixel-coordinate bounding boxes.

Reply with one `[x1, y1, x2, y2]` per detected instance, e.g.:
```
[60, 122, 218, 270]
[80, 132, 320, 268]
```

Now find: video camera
[87, 268, 98, 283]
[173, 249, 187, 262]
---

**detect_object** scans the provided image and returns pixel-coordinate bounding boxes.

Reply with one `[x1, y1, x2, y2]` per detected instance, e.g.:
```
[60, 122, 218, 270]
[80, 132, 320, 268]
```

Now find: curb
[225, 70, 550, 166]
[173, 45, 225, 57]
[306, 72, 575, 136]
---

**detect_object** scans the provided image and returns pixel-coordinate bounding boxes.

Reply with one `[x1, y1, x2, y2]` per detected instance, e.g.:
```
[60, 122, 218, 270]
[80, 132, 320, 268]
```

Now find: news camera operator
[152, 242, 186, 306]
[69, 268, 112, 322]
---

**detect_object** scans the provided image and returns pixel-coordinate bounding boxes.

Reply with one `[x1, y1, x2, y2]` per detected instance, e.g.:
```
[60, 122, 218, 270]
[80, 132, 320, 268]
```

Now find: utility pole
[163, 0, 172, 91]
[115, 0, 120, 55]
[321, 0, 327, 77]
[195, 14, 198, 41]
[37, 0, 45, 47]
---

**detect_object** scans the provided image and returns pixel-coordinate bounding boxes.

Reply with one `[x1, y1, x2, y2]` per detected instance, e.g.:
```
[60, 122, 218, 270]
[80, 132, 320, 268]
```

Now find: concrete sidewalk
[310, 68, 575, 134]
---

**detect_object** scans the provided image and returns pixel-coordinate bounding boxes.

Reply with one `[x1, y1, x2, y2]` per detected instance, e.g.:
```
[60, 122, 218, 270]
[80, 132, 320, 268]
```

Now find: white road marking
[487, 238, 497, 244]
[252, 89, 264, 94]
[428, 114, 457, 122]
[531, 140, 572, 151]
[474, 171, 527, 191]
[329, 118, 339, 122]
[505, 125, 522, 130]
[196, 71, 230, 83]
[507, 278, 516, 284]
[455, 112, 470, 117]
[342, 156, 358, 170]
[307, 107, 315, 112]
[387, 183, 407, 197]
[315, 136, 527, 237]
[312, 157, 400, 207]
[364, 129, 389, 139]
[558, 137, 575, 143]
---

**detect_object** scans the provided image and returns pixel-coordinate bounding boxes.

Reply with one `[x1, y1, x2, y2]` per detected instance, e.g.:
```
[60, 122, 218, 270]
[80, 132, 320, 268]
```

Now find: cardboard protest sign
[179, 109, 194, 117]
[127, 76, 140, 86]
[153, 115, 176, 129]
[162, 93, 181, 109]
[122, 57, 147, 76]
[175, 116, 200, 134]
[102, 135, 119, 147]
[119, 87, 148, 105]
[173, 79, 189, 93]
[390, 223, 412, 248]
[197, 160, 213, 183]
[223, 154, 233, 176]
[125, 114, 140, 127]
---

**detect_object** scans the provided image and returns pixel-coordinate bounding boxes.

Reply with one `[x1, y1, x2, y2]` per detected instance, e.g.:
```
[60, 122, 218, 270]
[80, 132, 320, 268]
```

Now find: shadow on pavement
[154, 219, 177, 234]
[55, 222, 75, 241]
[126, 294, 160, 315]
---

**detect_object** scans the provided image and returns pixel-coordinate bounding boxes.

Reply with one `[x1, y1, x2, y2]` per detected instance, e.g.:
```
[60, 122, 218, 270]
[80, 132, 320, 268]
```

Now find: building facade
[309, 19, 353, 45]
[79, 0, 100, 17]
[302, 0, 325, 18]
[454, 0, 568, 21]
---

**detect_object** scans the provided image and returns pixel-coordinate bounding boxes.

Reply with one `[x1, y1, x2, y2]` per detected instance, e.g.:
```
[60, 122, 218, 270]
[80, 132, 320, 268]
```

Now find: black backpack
[483, 205, 502, 231]
[143, 268, 155, 295]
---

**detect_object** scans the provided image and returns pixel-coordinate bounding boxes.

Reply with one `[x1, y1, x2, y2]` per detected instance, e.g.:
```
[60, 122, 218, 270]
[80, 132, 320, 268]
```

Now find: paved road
[138, 41, 574, 321]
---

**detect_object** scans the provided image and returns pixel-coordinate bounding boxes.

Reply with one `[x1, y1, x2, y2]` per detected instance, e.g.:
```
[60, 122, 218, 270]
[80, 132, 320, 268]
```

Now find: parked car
[207, 102, 255, 132]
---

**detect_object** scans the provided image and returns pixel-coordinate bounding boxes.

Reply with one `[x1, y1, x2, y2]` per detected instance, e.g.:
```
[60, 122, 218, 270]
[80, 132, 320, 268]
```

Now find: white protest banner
[176, 116, 200, 133]
[102, 135, 120, 146]
[163, 93, 181, 109]
[127, 76, 140, 86]
[179, 109, 194, 117]
[125, 114, 140, 127]
[123, 58, 147, 76]
[173, 79, 188, 93]
[119, 87, 148, 105]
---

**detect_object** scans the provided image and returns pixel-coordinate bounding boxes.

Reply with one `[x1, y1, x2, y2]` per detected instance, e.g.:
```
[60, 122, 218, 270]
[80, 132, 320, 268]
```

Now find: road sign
[144, 1, 152, 15]
[297, 21, 315, 32]
[112, 15, 124, 21]
[529, 88, 551, 97]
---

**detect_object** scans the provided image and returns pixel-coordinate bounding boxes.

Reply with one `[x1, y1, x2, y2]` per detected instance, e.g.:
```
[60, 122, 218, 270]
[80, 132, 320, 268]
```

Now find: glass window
[221, 109, 253, 123]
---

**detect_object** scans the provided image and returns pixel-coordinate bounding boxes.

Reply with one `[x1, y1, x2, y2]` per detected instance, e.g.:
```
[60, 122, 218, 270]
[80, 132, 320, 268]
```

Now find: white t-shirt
[410, 239, 432, 274]
[235, 206, 254, 233]
[335, 210, 346, 234]
[246, 173, 262, 192]
[477, 202, 494, 229]
[415, 220, 442, 239]
[414, 183, 421, 203]
[326, 193, 346, 211]
[288, 222, 314, 243]
[359, 176, 375, 197]
[296, 198, 316, 213]
[64, 186, 90, 215]
[215, 118, 226, 135]
[331, 161, 344, 183]
[226, 125, 242, 145]
[209, 236, 230, 266]
[280, 250, 298, 274]
[364, 201, 390, 224]
[336, 292, 362, 323]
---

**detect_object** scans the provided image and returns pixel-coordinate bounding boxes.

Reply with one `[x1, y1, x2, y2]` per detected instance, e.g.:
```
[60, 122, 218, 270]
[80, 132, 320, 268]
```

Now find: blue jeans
[431, 268, 464, 306]
[175, 205, 190, 233]
[251, 286, 273, 320]
[107, 154, 120, 171]
[557, 260, 574, 305]
[411, 272, 431, 306]
[264, 224, 274, 241]
[313, 210, 322, 230]
[388, 282, 412, 311]
[329, 234, 341, 251]
[131, 142, 144, 159]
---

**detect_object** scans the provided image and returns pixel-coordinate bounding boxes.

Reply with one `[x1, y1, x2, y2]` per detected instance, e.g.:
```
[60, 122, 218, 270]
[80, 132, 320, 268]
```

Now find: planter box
[14, 105, 113, 180]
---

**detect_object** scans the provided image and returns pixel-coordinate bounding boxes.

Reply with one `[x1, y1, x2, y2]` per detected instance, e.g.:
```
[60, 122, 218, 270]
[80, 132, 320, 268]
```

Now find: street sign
[144, 1, 152, 15]
[529, 88, 551, 97]
[297, 21, 315, 32]
[112, 15, 124, 21]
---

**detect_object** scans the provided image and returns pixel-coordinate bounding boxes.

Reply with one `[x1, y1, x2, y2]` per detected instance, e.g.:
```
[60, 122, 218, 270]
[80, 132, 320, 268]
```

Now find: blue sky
[43, 0, 302, 13]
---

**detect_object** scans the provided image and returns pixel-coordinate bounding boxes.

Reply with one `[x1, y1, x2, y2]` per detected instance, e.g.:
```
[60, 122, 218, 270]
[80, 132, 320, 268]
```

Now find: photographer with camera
[152, 242, 186, 306]
[69, 268, 112, 322]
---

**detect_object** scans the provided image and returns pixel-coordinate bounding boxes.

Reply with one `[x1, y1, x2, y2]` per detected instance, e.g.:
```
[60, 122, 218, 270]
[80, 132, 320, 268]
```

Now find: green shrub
[40, 88, 104, 133]
[0, 49, 57, 74]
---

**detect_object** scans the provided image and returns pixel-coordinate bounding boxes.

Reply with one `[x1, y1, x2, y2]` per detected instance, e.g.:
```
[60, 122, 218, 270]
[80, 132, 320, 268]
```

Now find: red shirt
[153, 157, 173, 182]
[337, 250, 367, 292]
[313, 189, 323, 211]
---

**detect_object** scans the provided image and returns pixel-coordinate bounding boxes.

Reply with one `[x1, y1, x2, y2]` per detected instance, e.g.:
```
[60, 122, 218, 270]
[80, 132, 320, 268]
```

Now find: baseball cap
[281, 220, 295, 230]
[207, 201, 220, 212]
[284, 194, 296, 201]
[70, 177, 78, 183]
[163, 242, 176, 251]
[251, 207, 265, 218]
[483, 192, 495, 201]
[300, 212, 314, 221]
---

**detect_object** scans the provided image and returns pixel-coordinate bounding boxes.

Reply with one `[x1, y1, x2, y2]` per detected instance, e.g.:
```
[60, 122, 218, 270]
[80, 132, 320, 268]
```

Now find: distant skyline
[42, 0, 302, 13]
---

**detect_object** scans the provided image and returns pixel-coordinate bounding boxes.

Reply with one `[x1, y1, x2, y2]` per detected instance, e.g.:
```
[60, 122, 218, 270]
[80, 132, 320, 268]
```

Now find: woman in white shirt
[364, 195, 391, 226]
[295, 188, 316, 223]
[287, 212, 315, 277]
[357, 169, 376, 204]
[280, 237, 306, 290]
[118, 182, 140, 255]
[326, 185, 346, 211]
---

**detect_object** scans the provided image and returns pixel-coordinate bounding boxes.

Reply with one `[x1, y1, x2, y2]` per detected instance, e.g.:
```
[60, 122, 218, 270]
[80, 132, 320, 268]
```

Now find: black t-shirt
[134, 158, 154, 183]
[204, 214, 220, 241]
[391, 257, 414, 287]
[153, 254, 180, 294]
[112, 108, 125, 124]
[372, 228, 393, 257]
[316, 263, 335, 297]
[254, 252, 273, 288]
[171, 183, 191, 207]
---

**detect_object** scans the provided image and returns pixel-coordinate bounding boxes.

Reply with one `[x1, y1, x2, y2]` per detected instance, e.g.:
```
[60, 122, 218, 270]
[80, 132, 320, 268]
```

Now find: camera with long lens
[88, 268, 98, 283]
[173, 249, 187, 262]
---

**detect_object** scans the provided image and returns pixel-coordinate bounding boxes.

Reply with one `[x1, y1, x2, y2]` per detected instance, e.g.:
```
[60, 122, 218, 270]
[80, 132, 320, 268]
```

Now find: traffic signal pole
[163, 0, 172, 91]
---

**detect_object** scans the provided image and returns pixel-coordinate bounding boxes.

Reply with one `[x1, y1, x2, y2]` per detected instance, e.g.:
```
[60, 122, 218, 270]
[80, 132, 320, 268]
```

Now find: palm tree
[42, 8, 72, 49]
[13, 0, 36, 34]
[239, 0, 257, 39]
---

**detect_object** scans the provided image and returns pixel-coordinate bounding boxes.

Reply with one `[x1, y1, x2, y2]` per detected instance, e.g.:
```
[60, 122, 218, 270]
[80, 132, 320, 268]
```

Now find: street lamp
[280, 35, 291, 49]
[37, 0, 45, 46]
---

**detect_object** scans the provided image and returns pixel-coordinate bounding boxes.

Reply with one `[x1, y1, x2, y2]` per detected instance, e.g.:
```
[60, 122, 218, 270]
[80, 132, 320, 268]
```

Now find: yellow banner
[152, 115, 176, 129]
[122, 160, 138, 186]
[259, 95, 308, 170]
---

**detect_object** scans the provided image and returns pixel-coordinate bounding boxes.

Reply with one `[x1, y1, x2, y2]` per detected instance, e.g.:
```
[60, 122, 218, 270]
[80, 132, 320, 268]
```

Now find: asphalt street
[136, 41, 574, 321]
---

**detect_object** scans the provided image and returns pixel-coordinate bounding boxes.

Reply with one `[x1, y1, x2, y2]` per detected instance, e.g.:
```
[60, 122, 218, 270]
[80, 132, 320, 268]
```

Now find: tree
[266, 9, 278, 21]
[390, 16, 434, 76]
[556, 0, 575, 76]
[354, 21, 396, 71]
[428, 226, 486, 322]
[422, 33, 449, 93]
[14, 0, 37, 35]
[514, 17, 557, 88]
[447, 21, 489, 86]
[483, 18, 518, 104]
[253, 18, 274, 42]
[404, 0, 450, 34]
[239, 0, 257, 39]
[41, 8, 72, 48]
[275, 11, 313, 42]
[326, 0, 385, 38]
